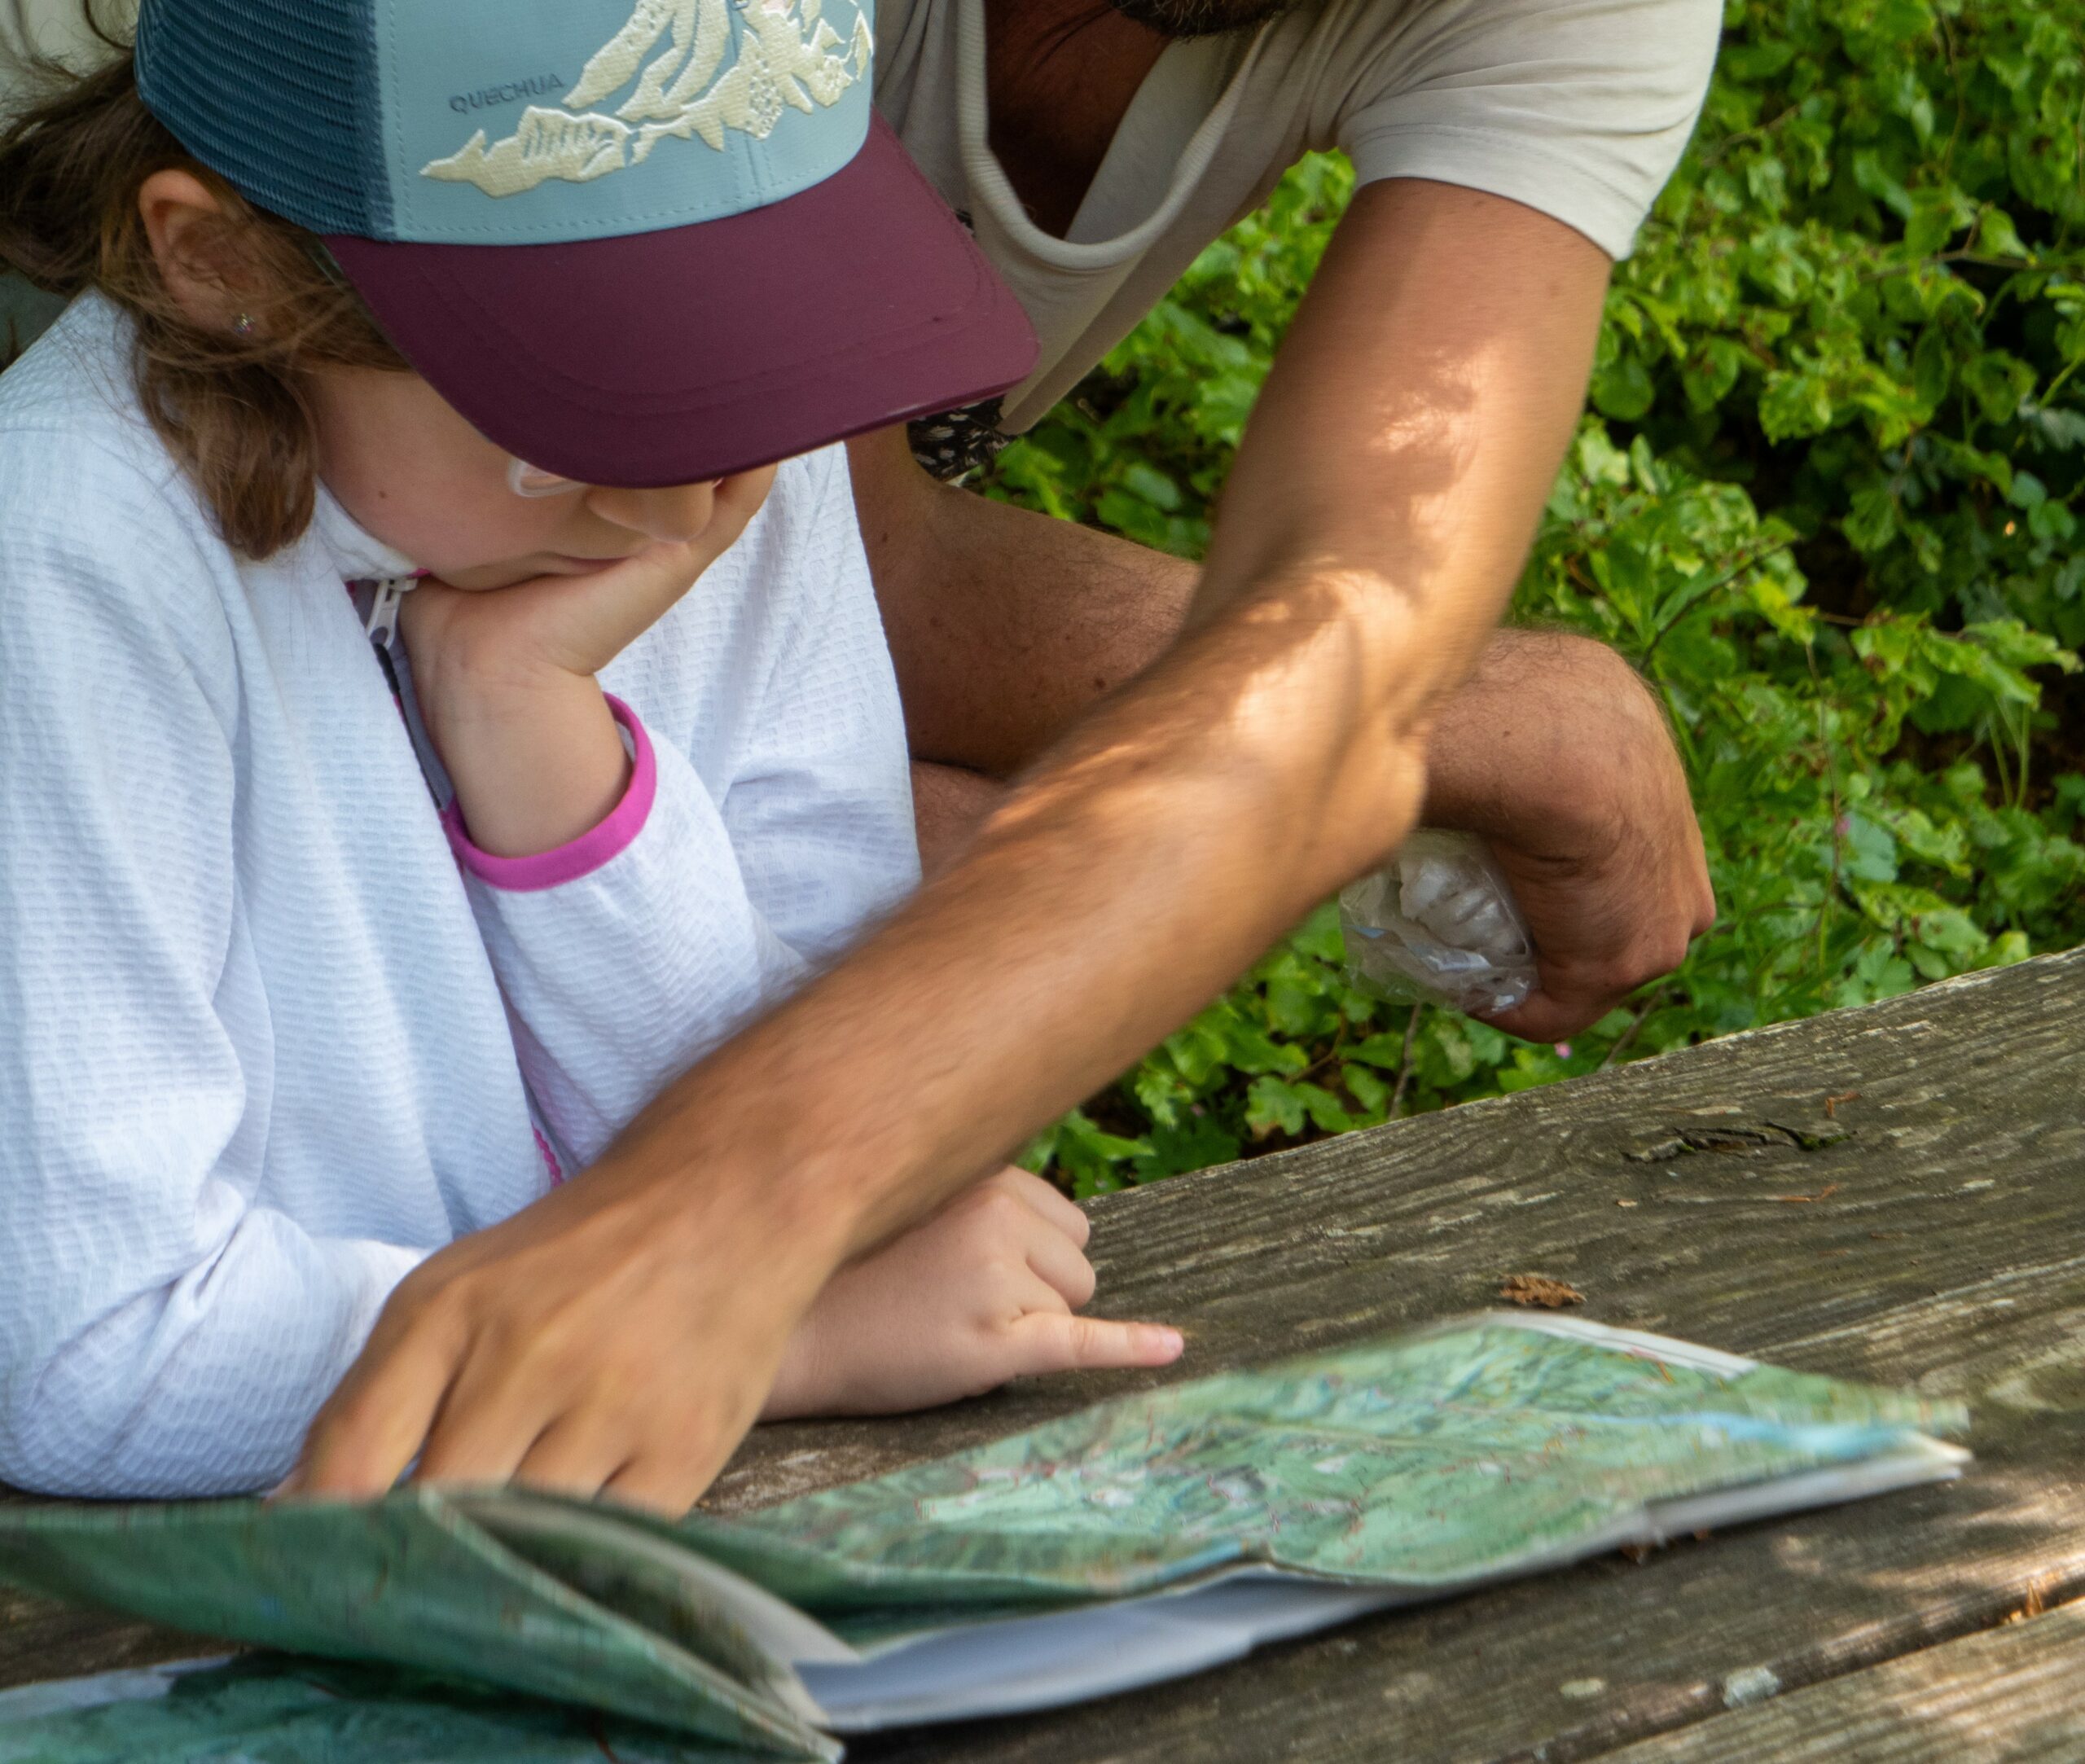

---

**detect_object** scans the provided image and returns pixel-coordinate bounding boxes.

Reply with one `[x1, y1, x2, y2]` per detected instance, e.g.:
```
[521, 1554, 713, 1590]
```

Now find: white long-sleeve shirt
[0, 296, 920, 1497]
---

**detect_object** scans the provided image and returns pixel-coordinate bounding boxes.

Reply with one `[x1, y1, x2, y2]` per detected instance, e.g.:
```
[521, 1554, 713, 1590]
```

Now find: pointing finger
[1009, 1314, 1185, 1380]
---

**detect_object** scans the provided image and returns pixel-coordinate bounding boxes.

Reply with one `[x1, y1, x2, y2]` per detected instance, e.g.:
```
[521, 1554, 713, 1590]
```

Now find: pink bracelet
[441, 696, 656, 893]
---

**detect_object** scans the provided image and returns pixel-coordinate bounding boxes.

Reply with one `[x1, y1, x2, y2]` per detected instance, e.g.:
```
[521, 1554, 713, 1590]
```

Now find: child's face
[308, 365, 761, 591]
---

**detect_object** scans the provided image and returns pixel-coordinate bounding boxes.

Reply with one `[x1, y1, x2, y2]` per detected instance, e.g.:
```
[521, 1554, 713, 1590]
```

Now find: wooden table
[6, 947, 2083, 1759]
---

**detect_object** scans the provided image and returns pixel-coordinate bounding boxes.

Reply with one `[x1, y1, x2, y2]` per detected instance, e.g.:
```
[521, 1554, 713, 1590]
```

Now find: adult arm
[859, 415, 1710, 1041]
[294, 180, 1631, 1510]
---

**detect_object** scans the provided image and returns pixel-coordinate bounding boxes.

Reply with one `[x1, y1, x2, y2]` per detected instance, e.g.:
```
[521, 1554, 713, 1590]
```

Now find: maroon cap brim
[323, 115, 1036, 487]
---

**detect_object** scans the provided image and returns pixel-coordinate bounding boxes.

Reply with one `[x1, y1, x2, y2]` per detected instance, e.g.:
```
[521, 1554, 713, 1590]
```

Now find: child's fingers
[1021, 1220, 1098, 1310]
[712, 463, 779, 524]
[978, 1165, 1091, 1247]
[595, 540, 720, 630]
[1008, 1313, 1185, 1379]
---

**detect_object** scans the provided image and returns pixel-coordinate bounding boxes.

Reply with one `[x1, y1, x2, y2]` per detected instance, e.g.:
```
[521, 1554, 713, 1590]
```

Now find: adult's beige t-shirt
[872, 0, 1722, 431]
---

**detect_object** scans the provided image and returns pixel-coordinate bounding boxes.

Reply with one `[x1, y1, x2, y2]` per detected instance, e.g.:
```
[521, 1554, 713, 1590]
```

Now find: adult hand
[287, 1106, 851, 1514]
[1422, 630, 1715, 1042]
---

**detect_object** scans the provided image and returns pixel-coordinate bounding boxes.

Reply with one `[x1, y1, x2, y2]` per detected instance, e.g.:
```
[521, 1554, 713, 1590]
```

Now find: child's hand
[401, 468, 775, 859]
[403, 469, 777, 692]
[762, 1167, 1184, 1419]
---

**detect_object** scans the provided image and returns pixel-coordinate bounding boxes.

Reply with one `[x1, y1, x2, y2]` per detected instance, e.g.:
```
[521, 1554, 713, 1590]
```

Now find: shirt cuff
[441, 695, 657, 893]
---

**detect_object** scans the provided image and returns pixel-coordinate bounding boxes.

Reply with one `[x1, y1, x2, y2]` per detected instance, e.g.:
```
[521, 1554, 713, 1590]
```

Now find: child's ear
[138, 169, 252, 334]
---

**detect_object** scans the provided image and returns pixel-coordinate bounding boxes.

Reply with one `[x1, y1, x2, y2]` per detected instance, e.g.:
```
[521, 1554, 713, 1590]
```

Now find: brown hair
[0, 15, 409, 557]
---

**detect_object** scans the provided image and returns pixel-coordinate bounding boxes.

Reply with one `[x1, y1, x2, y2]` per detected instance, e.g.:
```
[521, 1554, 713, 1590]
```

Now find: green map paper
[0, 1658, 748, 1764]
[687, 1311, 1967, 1635]
[0, 1314, 1969, 1762]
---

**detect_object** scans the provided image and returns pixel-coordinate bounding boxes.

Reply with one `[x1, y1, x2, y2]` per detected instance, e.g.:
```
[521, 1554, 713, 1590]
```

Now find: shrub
[995, 0, 2085, 1197]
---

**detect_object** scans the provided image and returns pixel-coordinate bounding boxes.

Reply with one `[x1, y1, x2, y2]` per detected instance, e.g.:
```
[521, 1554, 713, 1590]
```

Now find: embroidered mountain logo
[422, 0, 873, 198]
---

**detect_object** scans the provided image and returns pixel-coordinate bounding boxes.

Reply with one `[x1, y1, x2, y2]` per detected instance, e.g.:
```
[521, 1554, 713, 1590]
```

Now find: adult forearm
[614, 577, 1437, 1256]
[662, 185, 1611, 1255]
[661, 186, 1609, 1248]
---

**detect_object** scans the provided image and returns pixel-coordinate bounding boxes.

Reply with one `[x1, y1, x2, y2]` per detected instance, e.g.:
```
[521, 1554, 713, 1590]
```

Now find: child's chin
[437, 559, 564, 591]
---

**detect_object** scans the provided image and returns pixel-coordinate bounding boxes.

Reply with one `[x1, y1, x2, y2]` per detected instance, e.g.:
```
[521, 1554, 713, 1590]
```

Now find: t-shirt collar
[309, 482, 422, 584]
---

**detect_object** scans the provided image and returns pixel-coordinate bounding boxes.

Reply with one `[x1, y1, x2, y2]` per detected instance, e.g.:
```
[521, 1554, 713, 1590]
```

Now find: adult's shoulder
[1290, 0, 1722, 96]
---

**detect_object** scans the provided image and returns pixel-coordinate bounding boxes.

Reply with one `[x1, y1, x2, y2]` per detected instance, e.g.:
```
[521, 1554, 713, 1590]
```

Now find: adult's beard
[1107, 0, 1300, 37]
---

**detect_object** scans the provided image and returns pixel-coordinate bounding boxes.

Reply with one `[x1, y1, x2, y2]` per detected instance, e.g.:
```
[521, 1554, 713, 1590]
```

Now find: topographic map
[0, 1314, 1969, 1762]
[692, 1313, 1966, 1631]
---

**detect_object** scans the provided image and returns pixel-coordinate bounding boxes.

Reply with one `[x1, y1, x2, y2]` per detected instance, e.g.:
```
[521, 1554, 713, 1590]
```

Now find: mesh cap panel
[135, 0, 390, 237]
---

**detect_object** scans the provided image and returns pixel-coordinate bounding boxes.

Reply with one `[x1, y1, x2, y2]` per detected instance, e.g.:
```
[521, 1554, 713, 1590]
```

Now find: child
[0, 0, 1181, 1501]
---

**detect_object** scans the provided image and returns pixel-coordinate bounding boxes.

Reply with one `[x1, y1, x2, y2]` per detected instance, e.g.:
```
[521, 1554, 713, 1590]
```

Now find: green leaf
[1119, 460, 1183, 511]
[1759, 371, 1837, 440]
[1903, 190, 1959, 258]
[2030, 499, 2078, 543]
[1341, 1063, 1392, 1116]
[1962, 351, 2034, 423]
[1244, 1076, 1307, 1139]
[1291, 902, 1347, 963]
[1345, 1031, 1411, 1069]
[1218, 1016, 1309, 1076]
[1133, 1113, 1243, 1182]
[1592, 349, 1657, 421]
[1977, 207, 2029, 260]
[1845, 485, 1899, 553]
[1840, 812, 1901, 883]
[1292, 1082, 1355, 1134]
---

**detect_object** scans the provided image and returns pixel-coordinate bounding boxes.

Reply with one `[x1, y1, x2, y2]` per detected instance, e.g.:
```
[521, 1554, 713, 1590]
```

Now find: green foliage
[999, 0, 2085, 1199]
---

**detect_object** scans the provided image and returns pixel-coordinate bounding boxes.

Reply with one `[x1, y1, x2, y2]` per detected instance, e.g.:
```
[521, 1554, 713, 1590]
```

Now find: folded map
[0, 1312, 1970, 1761]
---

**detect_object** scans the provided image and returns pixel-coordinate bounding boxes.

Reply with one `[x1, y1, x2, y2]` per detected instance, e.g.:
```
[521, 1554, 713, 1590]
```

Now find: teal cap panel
[381, 0, 877, 246]
[135, 0, 394, 237]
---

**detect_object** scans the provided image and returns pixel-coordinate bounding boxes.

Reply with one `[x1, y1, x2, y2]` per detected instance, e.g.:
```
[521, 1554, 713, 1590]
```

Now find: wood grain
[0, 1587, 215, 1695]
[1600, 1599, 2085, 1762]
[6, 948, 2083, 1762]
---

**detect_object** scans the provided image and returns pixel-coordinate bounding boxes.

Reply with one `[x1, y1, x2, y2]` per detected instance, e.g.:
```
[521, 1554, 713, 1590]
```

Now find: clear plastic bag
[1339, 830, 1539, 1017]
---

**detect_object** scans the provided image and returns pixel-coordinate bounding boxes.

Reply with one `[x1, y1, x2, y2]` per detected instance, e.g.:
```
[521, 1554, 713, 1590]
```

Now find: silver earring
[231, 314, 257, 338]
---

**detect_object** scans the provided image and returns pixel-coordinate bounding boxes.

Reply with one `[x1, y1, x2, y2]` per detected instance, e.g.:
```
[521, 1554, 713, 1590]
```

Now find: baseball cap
[132, 0, 1038, 486]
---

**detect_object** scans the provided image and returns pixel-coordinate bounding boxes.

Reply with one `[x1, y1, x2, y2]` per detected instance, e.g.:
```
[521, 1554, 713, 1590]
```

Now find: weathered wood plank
[0, 1586, 214, 1694]
[5, 948, 2084, 1764]
[1600, 1599, 2085, 1762]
